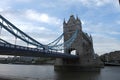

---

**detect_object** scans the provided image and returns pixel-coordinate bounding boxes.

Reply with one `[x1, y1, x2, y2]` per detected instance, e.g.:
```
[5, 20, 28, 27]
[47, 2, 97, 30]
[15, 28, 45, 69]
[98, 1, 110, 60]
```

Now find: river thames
[0, 64, 120, 80]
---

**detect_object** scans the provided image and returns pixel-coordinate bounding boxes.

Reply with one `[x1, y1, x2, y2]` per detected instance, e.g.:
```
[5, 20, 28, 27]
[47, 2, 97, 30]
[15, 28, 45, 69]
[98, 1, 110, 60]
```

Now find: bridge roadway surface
[0, 42, 79, 59]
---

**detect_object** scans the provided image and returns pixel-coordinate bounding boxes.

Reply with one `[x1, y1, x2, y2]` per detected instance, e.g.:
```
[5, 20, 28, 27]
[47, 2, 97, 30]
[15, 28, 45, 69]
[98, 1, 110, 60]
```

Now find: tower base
[54, 64, 101, 72]
[54, 54, 103, 72]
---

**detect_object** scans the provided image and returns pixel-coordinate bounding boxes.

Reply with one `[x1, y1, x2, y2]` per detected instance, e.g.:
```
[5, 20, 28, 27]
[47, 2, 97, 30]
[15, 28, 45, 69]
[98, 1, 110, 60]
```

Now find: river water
[0, 64, 120, 80]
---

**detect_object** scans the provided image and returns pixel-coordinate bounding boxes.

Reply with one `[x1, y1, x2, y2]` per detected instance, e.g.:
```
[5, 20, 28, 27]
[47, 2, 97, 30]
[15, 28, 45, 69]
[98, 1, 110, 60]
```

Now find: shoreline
[0, 77, 12, 80]
[0, 76, 24, 80]
[0, 78, 11, 80]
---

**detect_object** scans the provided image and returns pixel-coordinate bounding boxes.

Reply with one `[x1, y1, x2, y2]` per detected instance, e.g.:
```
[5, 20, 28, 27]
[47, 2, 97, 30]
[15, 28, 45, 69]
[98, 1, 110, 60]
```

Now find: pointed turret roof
[63, 18, 66, 24]
[67, 15, 76, 24]
[76, 16, 81, 24]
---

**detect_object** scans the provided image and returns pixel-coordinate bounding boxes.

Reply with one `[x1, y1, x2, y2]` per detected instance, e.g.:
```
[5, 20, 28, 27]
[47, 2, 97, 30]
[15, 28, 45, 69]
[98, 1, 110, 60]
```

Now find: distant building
[19, 56, 38, 62]
[100, 51, 120, 63]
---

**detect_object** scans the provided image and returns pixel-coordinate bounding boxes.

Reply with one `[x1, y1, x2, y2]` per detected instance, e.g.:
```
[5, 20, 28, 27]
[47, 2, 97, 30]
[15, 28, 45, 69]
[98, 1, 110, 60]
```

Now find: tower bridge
[0, 14, 102, 71]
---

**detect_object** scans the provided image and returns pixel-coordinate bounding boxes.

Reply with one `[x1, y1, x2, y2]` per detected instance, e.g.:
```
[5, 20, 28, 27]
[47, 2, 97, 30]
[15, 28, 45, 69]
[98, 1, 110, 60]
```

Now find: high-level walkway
[0, 42, 79, 59]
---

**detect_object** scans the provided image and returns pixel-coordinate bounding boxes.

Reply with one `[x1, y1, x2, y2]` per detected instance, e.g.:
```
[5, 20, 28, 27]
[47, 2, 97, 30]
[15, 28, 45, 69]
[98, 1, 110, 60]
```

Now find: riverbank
[0, 75, 24, 80]
[0, 76, 38, 80]
[0, 78, 10, 80]
[104, 62, 120, 66]
[0, 77, 31, 80]
[0, 77, 14, 80]
[0, 77, 26, 80]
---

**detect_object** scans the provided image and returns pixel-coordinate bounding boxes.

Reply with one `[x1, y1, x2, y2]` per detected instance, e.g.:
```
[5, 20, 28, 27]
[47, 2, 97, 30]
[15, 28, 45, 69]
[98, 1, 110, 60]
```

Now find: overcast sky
[0, 0, 120, 55]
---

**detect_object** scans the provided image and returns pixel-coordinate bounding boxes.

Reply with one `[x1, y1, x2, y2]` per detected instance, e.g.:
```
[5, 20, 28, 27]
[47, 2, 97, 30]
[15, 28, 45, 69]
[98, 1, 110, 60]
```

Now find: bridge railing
[0, 42, 62, 54]
[0, 42, 41, 52]
[0, 42, 79, 59]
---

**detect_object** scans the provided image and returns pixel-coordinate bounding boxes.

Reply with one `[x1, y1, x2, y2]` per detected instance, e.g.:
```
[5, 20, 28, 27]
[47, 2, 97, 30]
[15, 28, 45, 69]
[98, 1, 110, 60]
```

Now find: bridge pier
[54, 65, 101, 72]
[54, 54, 103, 72]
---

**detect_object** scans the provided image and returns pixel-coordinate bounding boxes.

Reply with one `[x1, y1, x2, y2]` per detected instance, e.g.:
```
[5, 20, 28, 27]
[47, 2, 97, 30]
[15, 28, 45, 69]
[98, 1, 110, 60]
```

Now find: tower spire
[67, 15, 76, 24]
[63, 18, 67, 26]
[76, 15, 81, 25]
[63, 18, 66, 24]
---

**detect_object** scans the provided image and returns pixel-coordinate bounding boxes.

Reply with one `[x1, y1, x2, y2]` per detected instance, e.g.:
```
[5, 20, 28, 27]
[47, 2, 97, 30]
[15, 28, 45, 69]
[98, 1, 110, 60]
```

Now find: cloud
[0, 8, 4, 12]
[17, 23, 59, 44]
[83, 21, 120, 35]
[109, 31, 120, 35]
[79, 0, 112, 7]
[58, 0, 114, 8]
[14, 0, 33, 3]
[24, 9, 62, 25]
[116, 20, 120, 24]
[81, 21, 120, 55]
[0, 0, 12, 14]
[93, 33, 120, 55]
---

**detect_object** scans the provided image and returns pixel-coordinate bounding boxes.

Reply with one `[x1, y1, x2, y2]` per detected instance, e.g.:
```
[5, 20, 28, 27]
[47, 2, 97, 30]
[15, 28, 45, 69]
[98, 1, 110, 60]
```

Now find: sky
[0, 0, 120, 55]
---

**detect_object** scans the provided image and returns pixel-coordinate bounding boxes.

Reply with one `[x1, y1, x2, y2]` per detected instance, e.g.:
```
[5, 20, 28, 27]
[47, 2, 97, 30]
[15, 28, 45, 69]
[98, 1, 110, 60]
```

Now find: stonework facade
[63, 15, 94, 56]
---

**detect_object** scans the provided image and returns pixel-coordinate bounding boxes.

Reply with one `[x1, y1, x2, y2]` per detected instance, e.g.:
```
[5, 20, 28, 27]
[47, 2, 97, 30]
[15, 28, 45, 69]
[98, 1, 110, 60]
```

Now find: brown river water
[0, 64, 120, 80]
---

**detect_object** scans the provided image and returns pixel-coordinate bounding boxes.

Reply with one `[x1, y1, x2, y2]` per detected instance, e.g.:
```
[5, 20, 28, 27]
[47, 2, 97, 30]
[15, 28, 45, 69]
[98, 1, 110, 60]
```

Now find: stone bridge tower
[54, 15, 102, 71]
[63, 15, 94, 56]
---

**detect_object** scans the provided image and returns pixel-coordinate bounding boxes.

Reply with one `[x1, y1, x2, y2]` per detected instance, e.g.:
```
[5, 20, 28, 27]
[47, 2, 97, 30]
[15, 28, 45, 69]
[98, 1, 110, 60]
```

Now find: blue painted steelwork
[0, 15, 45, 49]
[49, 29, 78, 51]
[0, 15, 79, 52]
[47, 33, 63, 46]
[0, 42, 79, 59]
[0, 38, 11, 44]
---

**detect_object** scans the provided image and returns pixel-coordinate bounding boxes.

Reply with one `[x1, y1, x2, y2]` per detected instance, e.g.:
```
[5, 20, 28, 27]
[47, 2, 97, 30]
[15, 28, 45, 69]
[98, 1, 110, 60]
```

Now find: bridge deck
[0, 42, 79, 59]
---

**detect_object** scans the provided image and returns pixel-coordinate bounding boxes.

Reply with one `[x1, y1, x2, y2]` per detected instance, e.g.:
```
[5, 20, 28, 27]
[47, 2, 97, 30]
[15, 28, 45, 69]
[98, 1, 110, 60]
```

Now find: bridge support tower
[54, 15, 103, 71]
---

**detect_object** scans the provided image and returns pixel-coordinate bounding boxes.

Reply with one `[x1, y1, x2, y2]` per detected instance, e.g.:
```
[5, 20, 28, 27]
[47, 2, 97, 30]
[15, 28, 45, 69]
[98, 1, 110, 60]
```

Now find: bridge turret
[63, 15, 83, 55]
[76, 16, 82, 31]
[64, 15, 82, 33]
[63, 18, 67, 25]
[67, 15, 76, 25]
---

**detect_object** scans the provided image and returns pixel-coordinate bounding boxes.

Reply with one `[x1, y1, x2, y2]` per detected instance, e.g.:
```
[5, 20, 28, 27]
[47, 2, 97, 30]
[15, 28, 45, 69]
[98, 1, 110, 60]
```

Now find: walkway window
[70, 50, 76, 55]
